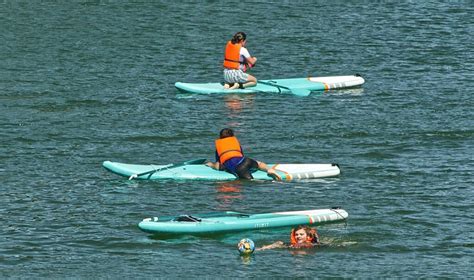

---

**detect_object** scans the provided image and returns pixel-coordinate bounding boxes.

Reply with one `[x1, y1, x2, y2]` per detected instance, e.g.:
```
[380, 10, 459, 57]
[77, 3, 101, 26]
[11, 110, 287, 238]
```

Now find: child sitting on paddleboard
[205, 128, 276, 179]
[256, 225, 320, 251]
[222, 32, 257, 90]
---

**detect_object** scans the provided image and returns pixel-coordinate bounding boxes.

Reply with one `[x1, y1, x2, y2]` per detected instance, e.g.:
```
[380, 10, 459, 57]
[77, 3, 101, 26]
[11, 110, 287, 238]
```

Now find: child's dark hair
[231, 32, 246, 44]
[219, 128, 234, 138]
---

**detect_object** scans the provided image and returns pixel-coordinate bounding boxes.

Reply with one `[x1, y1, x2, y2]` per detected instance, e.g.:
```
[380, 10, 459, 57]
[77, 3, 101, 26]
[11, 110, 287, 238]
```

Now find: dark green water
[1, 1, 473, 278]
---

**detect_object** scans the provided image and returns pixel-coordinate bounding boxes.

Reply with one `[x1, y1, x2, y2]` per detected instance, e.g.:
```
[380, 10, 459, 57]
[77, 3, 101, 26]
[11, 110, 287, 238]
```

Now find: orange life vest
[215, 136, 243, 164]
[223, 41, 242, 70]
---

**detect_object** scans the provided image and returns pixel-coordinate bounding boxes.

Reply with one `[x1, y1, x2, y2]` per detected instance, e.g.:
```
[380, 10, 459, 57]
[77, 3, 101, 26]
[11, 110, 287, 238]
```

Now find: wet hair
[231, 32, 247, 44]
[219, 128, 234, 138]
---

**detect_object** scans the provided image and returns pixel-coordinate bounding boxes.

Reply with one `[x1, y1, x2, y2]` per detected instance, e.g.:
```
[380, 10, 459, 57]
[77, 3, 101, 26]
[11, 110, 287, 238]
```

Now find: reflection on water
[215, 181, 244, 210]
[239, 254, 254, 265]
[329, 87, 365, 96]
[224, 94, 256, 119]
[289, 248, 317, 257]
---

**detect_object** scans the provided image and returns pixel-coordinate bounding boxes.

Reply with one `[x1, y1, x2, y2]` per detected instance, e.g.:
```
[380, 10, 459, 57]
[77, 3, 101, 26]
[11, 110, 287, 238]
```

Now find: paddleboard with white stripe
[102, 160, 340, 181]
[175, 74, 364, 96]
[138, 208, 349, 234]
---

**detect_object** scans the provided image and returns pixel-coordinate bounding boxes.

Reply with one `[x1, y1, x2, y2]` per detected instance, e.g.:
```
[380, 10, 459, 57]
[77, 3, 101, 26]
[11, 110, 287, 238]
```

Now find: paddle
[128, 158, 207, 180]
[258, 81, 311, 97]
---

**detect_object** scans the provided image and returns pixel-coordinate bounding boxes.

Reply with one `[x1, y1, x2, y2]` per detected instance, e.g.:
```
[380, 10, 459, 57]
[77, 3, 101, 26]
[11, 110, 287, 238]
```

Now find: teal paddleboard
[102, 160, 341, 181]
[175, 74, 364, 96]
[138, 208, 348, 234]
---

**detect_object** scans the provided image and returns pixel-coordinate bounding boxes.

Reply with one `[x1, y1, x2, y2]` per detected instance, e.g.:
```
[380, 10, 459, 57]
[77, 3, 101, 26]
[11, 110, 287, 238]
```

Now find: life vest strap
[219, 149, 242, 157]
[224, 58, 244, 64]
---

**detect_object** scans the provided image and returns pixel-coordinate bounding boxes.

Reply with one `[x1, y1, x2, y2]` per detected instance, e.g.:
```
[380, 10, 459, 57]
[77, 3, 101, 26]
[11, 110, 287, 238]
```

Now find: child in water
[256, 225, 320, 251]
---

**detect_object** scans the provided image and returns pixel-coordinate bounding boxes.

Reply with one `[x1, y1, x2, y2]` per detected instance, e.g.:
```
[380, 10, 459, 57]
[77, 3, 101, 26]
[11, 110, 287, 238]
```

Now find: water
[1, 1, 473, 278]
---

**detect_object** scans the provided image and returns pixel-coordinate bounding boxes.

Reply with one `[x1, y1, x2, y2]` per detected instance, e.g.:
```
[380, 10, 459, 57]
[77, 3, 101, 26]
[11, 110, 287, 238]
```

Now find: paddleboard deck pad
[102, 160, 340, 181]
[138, 208, 349, 234]
[175, 74, 364, 95]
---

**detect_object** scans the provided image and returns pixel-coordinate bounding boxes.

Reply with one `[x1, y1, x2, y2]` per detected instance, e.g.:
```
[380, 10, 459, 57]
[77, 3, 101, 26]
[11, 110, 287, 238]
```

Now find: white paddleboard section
[272, 163, 340, 180]
[275, 209, 349, 223]
[308, 75, 365, 90]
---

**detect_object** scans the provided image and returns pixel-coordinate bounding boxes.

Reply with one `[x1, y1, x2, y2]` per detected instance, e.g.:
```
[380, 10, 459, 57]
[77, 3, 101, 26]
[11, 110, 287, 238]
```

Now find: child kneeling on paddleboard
[205, 128, 276, 179]
[256, 225, 320, 251]
[222, 32, 257, 90]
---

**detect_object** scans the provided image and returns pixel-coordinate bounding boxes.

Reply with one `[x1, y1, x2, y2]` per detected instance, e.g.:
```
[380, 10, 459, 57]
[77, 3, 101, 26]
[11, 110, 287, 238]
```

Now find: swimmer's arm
[256, 241, 286, 251]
